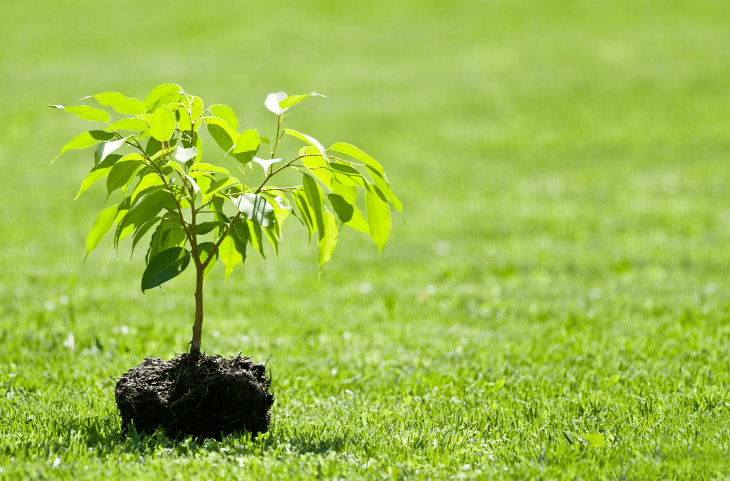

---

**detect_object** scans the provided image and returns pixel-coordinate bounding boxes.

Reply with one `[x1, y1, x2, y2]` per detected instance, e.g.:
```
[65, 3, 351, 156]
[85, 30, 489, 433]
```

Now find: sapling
[48, 84, 401, 439]
[49, 84, 401, 356]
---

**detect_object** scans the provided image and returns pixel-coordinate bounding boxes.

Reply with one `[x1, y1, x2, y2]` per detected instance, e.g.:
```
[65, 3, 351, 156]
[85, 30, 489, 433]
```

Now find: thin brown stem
[115, 132, 195, 248]
[196, 198, 216, 213]
[190, 264, 204, 356]
[200, 210, 242, 271]
[259, 186, 303, 192]
[254, 153, 321, 193]
[271, 115, 283, 159]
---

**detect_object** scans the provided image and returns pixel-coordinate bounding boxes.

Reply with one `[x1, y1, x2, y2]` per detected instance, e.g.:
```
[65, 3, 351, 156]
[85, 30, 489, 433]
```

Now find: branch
[258, 186, 303, 193]
[326, 155, 362, 167]
[112, 131, 195, 250]
[270, 114, 283, 158]
[254, 153, 323, 194]
[201, 208, 242, 270]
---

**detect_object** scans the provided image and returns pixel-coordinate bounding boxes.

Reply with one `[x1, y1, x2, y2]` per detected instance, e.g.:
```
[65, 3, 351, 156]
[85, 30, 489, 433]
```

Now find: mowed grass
[2, 0, 730, 479]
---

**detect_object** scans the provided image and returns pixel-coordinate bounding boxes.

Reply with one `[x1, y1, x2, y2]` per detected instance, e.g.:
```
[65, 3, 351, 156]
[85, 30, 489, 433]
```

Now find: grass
[2, 0, 730, 478]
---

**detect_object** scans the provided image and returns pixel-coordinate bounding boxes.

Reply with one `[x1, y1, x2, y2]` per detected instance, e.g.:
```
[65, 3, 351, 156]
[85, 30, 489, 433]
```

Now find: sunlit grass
[1, 0, 730, 479]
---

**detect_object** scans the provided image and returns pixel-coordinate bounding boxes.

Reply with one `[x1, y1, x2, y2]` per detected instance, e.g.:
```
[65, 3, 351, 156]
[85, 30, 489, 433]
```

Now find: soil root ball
[115, 352, 274, 440]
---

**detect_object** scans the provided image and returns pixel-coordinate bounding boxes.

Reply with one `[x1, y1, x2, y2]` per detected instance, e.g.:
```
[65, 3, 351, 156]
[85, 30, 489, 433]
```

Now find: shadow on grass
[61, 415, 354, 457]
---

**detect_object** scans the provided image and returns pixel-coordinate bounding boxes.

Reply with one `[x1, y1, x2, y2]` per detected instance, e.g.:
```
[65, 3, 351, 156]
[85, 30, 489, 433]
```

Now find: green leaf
[107, 158, 144, 197]
[331, 178, 357, 204]
[114, 201, 131, 225]
[205, 117, 239, 154]
[327, 194, 369, 234]
[247, 219, 265, 258]
[193, 174, 212, 196]
[303, 174, 325, 241]
[186, 174, 201, 195]
[366, 185, 391, 256]
[146, 219, 187, 263]
[175, 107, 192, 132]
[131, 216, 162, 257]
[198, 242, 218, 282]
[229, 220, 250, 255]
[210, 104, 239, 131]
[84, 92, 145, 115]
[365, 166, 402, 213]
[189, 163, 232, 176]
[84, 204, 119, 260]
[165, 161, 200, 195]
[52, 130, 115, 163]
[108, 117, 149, 131]
[117, 190, 176, 244]
[261, 193, 292, 237]
[284, 129, 327, 157]
[131, 174, 165, 203]
[150, 107, 176, 142]
[292, 190, 315, 241]
[210, 197, 229, 235]
[233, 194, 275, 227]
[264, 224, 279, 256]
[301, 146, 332, 188]
[201, 177, 235, 202]
[143, 84, 182, 112]
[177, 99, 203, 135]
[135, 118, 154, 140]
[328, 142, 384, 175]
[145, 137, 163, 157]
[194, 221, 226, 236]
[219, 236, 242, 282]
[318, 210, 338, 272]
[184, 95, 204, 121]
[47, 105, 110, 123]
[193, 133, 203, 163]
[141, 247, 190, 292]
[94, 136, 130, 164]
[232, 129, 260, 164]
[329, 162, 367, 188]
[75, 154, 122, 199]
[279, 92, 326, 110]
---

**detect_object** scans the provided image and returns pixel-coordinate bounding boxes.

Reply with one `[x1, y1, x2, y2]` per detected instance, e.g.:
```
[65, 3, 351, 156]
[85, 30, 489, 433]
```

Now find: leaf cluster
[50, 85, 401, 291]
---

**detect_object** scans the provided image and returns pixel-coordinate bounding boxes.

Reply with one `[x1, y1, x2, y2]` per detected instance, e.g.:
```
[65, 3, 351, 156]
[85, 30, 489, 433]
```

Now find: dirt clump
[115, 352, 274, 440]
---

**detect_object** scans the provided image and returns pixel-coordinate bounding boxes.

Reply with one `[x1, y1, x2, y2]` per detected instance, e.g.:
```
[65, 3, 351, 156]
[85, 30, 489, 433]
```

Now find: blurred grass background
[1, 0, 730, 478]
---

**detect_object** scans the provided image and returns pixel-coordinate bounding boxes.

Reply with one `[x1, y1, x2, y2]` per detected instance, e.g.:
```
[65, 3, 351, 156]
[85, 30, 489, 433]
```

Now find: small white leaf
[301, 133, 326, 157]
[183, 172, 200, 194]
[274, 195, 292, 211]
[174, 146, 198, 162]
[253, 156, 282, 173]
[265, 92, 288, 115]
[234, 193, 275, 227]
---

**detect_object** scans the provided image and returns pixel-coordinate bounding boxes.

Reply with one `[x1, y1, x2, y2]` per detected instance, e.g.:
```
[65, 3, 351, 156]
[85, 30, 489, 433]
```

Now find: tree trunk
[190, 266, 204, 356]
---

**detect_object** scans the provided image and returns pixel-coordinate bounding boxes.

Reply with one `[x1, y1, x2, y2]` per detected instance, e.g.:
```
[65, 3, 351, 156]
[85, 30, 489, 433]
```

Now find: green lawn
[2, 0, 730, 479]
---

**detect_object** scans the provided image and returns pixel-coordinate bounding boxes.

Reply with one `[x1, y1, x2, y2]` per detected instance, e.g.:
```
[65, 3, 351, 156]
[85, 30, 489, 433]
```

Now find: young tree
[50, 84, 401, 355]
